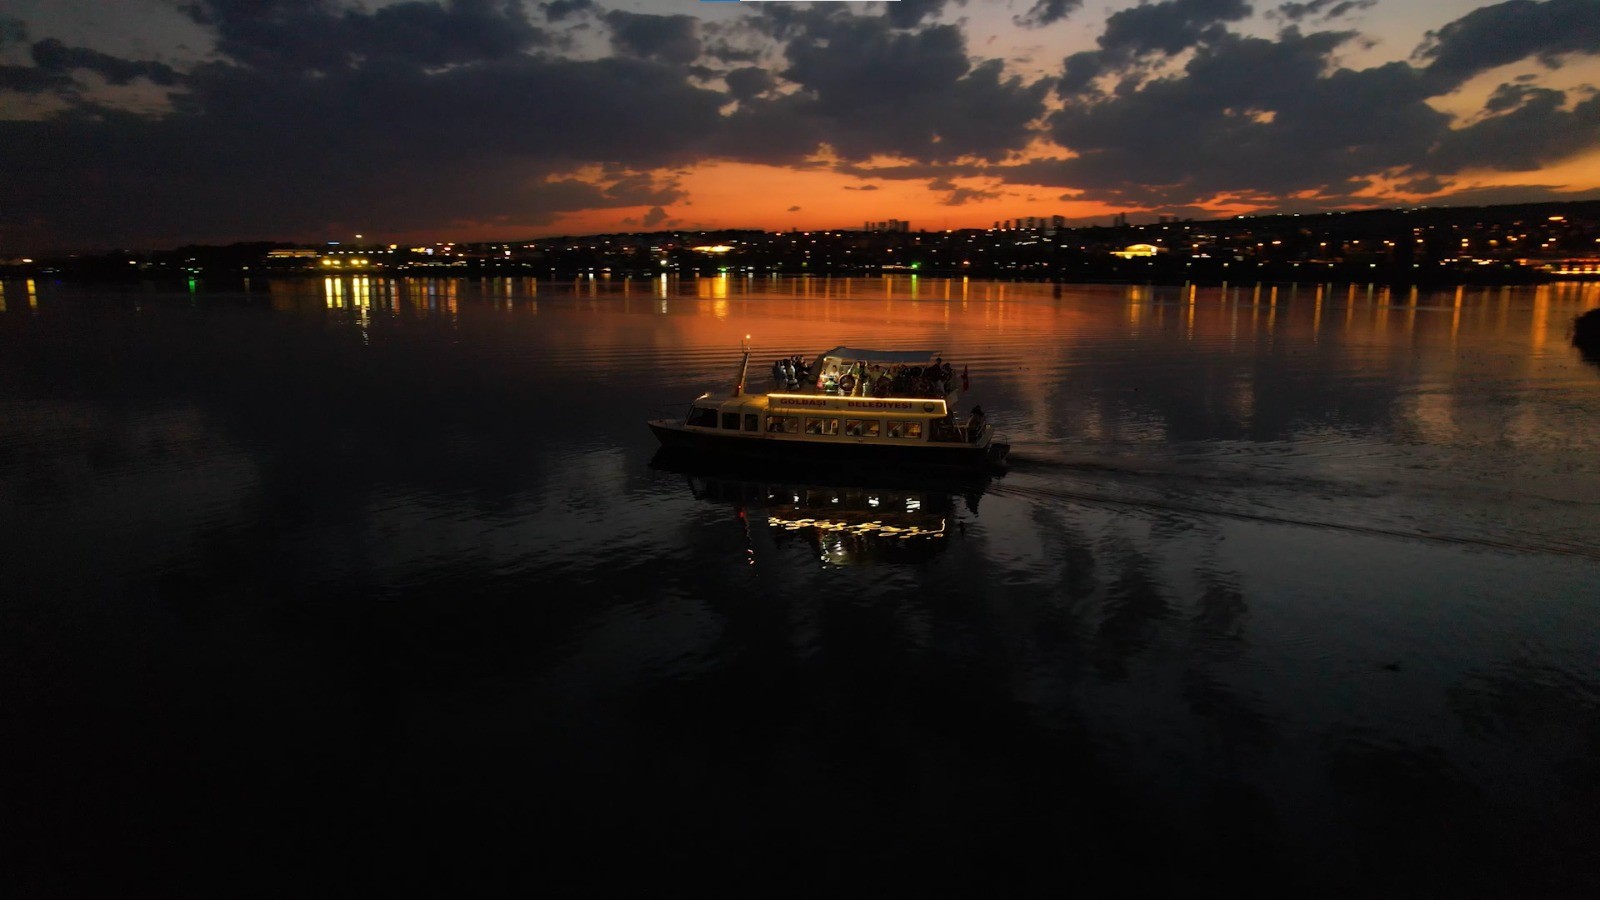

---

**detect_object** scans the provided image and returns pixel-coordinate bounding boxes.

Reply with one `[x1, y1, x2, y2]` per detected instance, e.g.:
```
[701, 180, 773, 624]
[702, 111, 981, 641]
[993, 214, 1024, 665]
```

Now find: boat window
[804, 417, 840, 436]
[687, 406, 718, 428]
[767, 415, 800, 434]
[844, 418, 881, 437]
[887, 420, 924, 439]
[743, 413, 759, 432]
[721, 412, 740, 430]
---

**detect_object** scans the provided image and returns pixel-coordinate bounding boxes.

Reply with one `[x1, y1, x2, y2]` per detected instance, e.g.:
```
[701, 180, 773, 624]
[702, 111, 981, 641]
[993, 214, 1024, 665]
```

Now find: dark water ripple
[2, 276, 1599, 895]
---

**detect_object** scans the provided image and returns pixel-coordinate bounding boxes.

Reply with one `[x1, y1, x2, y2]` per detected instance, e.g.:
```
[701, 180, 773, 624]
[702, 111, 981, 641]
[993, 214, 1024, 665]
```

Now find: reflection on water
[654, 450, 986, 566]
[2, 275, 1599, 894]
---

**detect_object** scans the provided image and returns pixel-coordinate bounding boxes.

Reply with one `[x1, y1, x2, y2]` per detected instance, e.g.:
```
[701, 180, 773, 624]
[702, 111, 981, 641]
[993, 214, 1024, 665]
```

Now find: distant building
[1111, 243, 1161, 258]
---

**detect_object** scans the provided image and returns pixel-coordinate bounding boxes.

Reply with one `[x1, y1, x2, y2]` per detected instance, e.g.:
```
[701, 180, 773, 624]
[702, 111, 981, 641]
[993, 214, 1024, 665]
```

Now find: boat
[647, 342, 1009, 472]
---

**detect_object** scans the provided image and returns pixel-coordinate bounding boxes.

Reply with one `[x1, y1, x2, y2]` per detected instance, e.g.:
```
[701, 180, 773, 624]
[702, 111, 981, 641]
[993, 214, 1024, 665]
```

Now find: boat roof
[810, 346, 940, 366]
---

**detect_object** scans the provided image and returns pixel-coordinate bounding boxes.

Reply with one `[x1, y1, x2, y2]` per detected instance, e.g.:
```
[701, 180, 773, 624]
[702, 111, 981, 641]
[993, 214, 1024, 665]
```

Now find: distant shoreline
[4, 265, 1592, 289]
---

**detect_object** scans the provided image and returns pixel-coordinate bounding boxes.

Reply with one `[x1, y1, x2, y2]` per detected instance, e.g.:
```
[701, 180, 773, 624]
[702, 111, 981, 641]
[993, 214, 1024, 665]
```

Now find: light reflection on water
[2, 276, 1599, 894]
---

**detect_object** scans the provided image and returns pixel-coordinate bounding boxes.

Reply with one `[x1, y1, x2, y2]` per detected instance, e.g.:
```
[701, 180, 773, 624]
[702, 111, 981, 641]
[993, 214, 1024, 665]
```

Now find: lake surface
[4, 275, 1599, 895]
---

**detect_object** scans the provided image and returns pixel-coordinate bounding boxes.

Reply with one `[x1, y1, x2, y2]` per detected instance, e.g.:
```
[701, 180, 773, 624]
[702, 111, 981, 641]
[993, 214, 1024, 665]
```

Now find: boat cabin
[650, 344, 1002, 468]
[681, 347, 979, 444]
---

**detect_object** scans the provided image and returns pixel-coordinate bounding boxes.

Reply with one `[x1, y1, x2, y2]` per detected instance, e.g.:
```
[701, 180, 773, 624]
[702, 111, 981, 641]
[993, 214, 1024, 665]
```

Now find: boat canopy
[808, 346, 940, 373]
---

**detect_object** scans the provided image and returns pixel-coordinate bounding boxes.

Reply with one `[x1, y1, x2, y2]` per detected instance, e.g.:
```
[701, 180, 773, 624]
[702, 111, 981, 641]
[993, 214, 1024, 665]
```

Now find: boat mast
[733, 334, 751, 397]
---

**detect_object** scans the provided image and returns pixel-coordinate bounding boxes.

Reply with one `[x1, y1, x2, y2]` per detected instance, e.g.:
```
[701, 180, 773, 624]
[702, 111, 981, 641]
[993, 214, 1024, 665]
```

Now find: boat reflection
[651, 449, 990, 565]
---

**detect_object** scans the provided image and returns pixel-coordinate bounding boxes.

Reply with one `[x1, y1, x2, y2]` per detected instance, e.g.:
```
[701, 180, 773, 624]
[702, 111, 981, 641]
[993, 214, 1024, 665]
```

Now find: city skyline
[2, 0, 1599, 253]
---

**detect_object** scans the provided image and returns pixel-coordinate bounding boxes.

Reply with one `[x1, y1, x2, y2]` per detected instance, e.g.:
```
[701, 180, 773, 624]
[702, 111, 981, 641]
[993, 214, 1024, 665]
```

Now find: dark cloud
[0, 42, 721, 249]
[835, 161, 987, 181]
[843, 184, 880, 191]
[1040, 29, 1449, 205]
[1430, 87, 1600, 172]
[1418, 0, 1600, 91]
[1396, 175, 1445, 194]
[704, 41, 763, 64]
[725, 16, 1049, 163]
[1059, 0, 1254, 95]
[1, 16, 27, 47]
[724, 66, 773, 102]
[603, 11, 701, 66]
[885, 0, 963, 29]
[181, 0, 546, 72]
[0, 64, 67, 93]
[1036, 0, 1600, 208]
[1275, 0, 1376, 21]
[641, 205, 669, 227]
[30, 39, 181, 86]
[540, 0, 593, 22]
[786, 205, 801, 211]
[1016, 0, 1085, 29]
[1422, 182, 1600, 206]
[939, 185, 1000, 205]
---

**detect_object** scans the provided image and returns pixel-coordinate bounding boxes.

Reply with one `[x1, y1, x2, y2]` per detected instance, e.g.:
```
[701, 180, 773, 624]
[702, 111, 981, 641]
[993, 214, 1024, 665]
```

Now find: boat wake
[990, 464, 1600, 561]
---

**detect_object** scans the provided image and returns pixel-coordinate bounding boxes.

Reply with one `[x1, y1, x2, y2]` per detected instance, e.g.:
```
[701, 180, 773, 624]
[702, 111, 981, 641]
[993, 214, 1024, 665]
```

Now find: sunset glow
[2, 0, 1599, 252]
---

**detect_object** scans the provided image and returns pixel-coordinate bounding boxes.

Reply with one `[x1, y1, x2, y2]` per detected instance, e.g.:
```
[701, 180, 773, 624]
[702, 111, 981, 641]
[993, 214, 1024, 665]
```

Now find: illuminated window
[687, 407, 718, 428]
[844, 418, 881, 437]
[887, 420, 924, 439]
[767, 415, 800, 434]
[805, 417, 840, 436]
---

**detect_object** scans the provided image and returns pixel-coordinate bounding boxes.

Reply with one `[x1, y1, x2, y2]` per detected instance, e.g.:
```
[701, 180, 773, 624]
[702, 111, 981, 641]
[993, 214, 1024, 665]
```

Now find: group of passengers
[822, 357, 963, 399]
[771, 355, 970, 399]
[770, 355, 811, 389]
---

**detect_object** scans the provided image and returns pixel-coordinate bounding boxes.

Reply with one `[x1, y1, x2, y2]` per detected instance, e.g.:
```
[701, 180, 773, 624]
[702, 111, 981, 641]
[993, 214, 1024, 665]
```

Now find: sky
[1, 0, 1599, 252]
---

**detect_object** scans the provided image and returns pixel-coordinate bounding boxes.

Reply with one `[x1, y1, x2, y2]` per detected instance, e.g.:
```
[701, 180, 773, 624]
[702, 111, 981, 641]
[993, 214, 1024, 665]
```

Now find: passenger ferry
[648, 343, 1009, 471]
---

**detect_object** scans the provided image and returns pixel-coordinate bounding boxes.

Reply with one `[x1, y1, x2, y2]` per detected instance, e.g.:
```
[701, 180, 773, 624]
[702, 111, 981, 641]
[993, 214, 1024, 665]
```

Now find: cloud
[885, 0, 963, 29]
[0, 31, 724, 249]
[1420, 182, 1600, 206]
[641, 206, 669, 227]
[540, 0, 593, 22]
[603, 11, 701, 66]
[1040, 28, 1450, 205]
[787, 205, 801, 211]
[843, 184, 880, 191]
[1417, 0, 1600, 91]
[1274, 0, 1376, 22]
[1059, 0, 1254, 95]
[1429, 86, 1600, 173]
[724, 66, 773, 102]
[30, 38, 181, 86]
[940, 185, 1000, 205]
[182, 0, 548, 72]
[1, 16, 27, 47]
[724, 15, 1049, 164]
[0, 63, 69, 93]
[1015, 0, 1085, 29]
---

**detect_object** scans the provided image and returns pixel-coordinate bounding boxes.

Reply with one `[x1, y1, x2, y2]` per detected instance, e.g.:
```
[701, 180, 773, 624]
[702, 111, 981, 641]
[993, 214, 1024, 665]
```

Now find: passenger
[772, 359, 786, 386]
[966, 406, 986, 442]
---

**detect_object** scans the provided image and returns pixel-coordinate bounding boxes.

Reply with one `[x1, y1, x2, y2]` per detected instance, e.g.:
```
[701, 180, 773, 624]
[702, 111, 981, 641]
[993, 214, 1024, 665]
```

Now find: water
[3, 275, 1598, 895]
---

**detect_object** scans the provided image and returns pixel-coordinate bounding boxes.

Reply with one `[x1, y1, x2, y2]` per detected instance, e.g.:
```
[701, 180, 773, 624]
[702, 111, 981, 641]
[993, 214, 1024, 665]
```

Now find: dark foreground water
[3, 275, 1599, 895]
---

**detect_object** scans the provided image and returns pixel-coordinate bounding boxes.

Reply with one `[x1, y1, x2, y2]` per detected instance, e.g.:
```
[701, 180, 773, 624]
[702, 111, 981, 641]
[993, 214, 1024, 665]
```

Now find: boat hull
[649, 419, 1007, 472]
